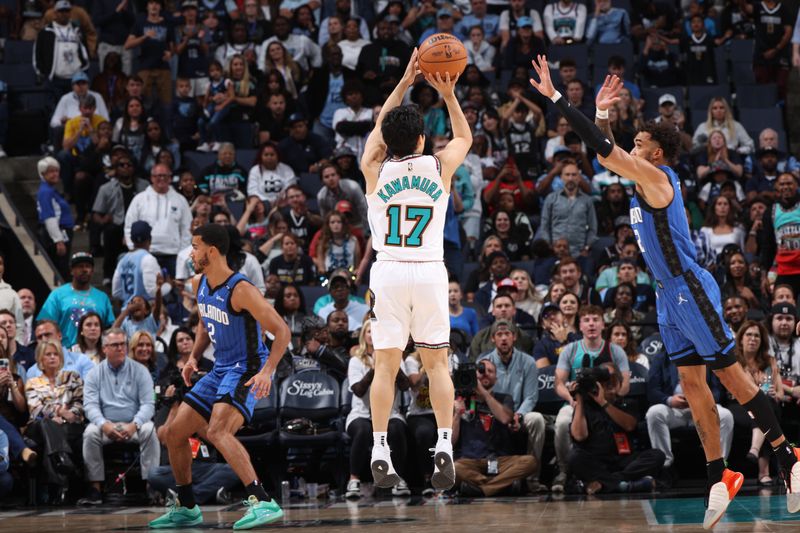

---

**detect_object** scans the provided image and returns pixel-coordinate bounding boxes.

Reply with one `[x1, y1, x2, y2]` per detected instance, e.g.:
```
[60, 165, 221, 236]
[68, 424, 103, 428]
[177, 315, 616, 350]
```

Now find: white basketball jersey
[367, 154, 449, 262]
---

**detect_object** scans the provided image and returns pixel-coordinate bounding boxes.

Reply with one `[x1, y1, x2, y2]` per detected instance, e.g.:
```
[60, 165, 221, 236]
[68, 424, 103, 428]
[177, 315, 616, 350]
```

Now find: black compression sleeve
[553, 96, 614, 158]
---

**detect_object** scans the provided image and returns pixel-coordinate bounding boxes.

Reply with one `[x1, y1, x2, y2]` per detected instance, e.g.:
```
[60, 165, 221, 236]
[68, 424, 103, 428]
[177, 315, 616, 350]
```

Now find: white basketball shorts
[368, 260, 450, 351]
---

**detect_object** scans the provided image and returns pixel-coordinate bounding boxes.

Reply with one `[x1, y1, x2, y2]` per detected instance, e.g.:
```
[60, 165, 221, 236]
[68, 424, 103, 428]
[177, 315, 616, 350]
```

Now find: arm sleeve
[111, 266, 123, 301]
[132, 367, 155, 426]
[247, 166, 261, 199]
[50, 96, 66, 128]
[586, 16, 598, 42]
[555, 343, 574, 373]
[83, 369, 106, 427]
[141, 254, 161, 300]
[611, 344, 630, 373]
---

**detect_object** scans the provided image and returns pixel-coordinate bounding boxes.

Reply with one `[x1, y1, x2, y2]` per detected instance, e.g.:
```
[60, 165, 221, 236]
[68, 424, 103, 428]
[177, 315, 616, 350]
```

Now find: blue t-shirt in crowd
[38, 285, 115, 348]
[37, 181, 74, 229]
[450, 307, 479, 337]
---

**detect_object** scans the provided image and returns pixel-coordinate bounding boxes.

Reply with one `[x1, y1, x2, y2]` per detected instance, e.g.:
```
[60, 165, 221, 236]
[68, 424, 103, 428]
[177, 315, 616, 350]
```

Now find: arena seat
[3, 40, 34, 64]
[736, 84, 778, 109]
[729, 39, 755, 64]
[0, 64, 37, 89]
[278, 370, 341, 448]
[591, 42, 634, 80]
[730, 61, 756, 85]
[298, 172, 322, 198]
[237, 382, 280, 446]
[713, 46, 728, 84]
[739, 107, 783, 134]
[688, 84, 731, 114]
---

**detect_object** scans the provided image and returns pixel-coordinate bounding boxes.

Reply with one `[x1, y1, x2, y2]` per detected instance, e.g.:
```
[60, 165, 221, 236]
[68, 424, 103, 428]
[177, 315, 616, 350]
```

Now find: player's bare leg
[419, 347, 456, 489]
[370, 347, 404, 488]
[714, 363, 800, 513]
[678, 365, 743, 529]
[150, 403, 207, 528]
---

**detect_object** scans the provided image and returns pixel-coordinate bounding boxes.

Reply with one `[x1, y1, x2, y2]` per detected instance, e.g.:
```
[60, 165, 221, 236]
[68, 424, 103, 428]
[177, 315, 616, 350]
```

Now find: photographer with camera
[551, 305, 631, 493]
[478, 319, 547, 492]
[568, 362, 665, 494]
[452, 358, 537, 497]
[298, 311, 351, 381]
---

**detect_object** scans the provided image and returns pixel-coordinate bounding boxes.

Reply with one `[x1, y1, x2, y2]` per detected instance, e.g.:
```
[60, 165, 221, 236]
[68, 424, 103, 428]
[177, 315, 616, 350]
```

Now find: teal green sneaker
[148, 499, 203, 529]
[232, 495, 284, 530]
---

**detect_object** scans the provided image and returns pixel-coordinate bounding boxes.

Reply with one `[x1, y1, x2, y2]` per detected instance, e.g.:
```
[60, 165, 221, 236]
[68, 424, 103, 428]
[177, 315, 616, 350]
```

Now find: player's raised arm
[361, 48, 421, 184]
[528, 55, 671, 206]
[231, 281, 291, 398]
[425, 71, 472, 189]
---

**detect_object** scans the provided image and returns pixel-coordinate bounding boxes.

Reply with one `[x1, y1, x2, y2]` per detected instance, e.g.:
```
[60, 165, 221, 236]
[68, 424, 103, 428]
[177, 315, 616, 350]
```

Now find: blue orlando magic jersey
[629, 165, 698, 281]
[196, 272, 269, 368]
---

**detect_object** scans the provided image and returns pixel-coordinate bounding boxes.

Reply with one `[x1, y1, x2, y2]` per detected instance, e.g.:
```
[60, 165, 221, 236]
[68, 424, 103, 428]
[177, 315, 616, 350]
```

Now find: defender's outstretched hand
[424, 71, 459, 98]
[401, 48, 422, 88]
[529, 54, 556, 98]
[596, 75, 623, 111]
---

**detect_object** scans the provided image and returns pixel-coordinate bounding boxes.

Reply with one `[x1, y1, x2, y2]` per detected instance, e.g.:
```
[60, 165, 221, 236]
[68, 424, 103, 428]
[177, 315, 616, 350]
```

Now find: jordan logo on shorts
[677, 293, 688, 305]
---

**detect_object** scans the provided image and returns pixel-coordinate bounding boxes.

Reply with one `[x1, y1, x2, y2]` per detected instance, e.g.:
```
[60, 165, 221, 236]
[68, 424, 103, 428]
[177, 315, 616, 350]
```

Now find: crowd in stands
[0, 0, 798, 506]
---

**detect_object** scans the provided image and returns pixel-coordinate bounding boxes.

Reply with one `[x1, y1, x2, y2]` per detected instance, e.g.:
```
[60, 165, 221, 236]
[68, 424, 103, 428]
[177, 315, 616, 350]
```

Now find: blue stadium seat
[739, 107, 783, 134]
[687, 84, 731, 113]
[547, 44, 589, 70]
[340, 378, 352, 418]
[713, 46, 728, 84]
[300, 285, 328, 310]
[0, 64, 37, 89]
[9, 88, 50, 112]
[298, 172, 322, 198]
[182, 151, 216, 179]
[736, 84, 777, 109]
[730, 62, 756, 85]
[729, 39, 754, 63]
[278, 370, 341, 447]
[235, 148, 257, 170]
[237, 382, 280, 446]
[3, 40, 33, 64]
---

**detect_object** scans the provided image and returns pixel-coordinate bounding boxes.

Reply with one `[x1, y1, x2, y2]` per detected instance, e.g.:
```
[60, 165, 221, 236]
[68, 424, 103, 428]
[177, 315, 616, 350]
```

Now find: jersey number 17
[385, 205, 433, 247]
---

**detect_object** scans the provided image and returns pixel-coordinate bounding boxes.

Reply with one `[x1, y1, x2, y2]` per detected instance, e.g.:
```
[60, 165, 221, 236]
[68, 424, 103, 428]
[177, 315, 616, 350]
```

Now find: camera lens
[477, 362, 486, 374]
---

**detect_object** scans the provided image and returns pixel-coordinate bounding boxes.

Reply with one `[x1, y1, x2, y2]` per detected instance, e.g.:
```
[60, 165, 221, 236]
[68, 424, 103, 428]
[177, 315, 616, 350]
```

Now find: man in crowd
[124, 0, 174, 105]
[770, 303, 800, 378]
[723, 296, 749, 335]
[479, 319, 547, 492]
[17, 289, 36, 346]
[199, 143, 247, 196]
[452, 358, 537, 496]
[470, 294, 534, 359]
[280, 185, 323, 249]
[538, 162, 598, 258]
[27, 320, 95, 377]
[34, 0, 91, 99]
[586, 0, 630, 44]
[552, 306, 631, 492]
[317, 164, 368, 227]
[533, 303, 579, 367]
[760, 173, 800, 297]
[557, 258, 602, 306]
[37, 253, 115, 348]
[278, 114, 332, 175]
[315, 269, 369, 330]
[112, 221, 161, 305]
[124, 164, 193, 276]
[80, 328, 159, 505]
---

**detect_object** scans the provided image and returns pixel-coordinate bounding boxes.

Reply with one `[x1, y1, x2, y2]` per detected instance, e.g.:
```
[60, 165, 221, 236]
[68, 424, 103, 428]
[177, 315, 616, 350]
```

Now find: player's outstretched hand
[401, 48, 421, 88]
[529, 54, 555, 99]
[596, 75, 623, 111]
[245, 370, 273, 399]
[182, 357, 199, 387]
[424, 71, 459, 98]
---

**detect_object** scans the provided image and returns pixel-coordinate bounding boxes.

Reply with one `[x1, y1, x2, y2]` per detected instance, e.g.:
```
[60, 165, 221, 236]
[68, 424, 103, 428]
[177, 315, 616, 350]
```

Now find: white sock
[437, 428, 452, 444]
[373, 432, 388, 448]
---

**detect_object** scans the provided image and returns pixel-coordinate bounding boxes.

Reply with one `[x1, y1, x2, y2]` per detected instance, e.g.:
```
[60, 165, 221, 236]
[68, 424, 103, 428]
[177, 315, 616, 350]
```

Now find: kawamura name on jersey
[375, 174, 445, 203]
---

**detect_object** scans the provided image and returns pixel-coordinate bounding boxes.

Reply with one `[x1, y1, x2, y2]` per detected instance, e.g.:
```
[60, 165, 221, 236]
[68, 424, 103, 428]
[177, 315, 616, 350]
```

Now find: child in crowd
[113, 275, 163, 338]
[172, 77, 201, 151]
[197, 60, 233, 152]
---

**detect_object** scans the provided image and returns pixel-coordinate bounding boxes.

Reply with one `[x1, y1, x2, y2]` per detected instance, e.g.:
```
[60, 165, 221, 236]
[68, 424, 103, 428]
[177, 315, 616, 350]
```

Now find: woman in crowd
[140, 118, 180, 174]
[128, 331, 165, 383]
[238, 196, 271, 242]
[257, 212, 291, 264]
[486, 209, 530, 261]
[160, 327, 213, 394]
[465, 24, 496, 72]
[404, 342, 457, 496]
[449, 280, 479, 338]
[273, 283, 307, 354]
[228, 54, 258, 123]
[695, 129, 744, 181]
[606, 320, 649, 370]
[510, 268, 543, 320]
[263, 42, 301, 99]
[314, 211, 361, 275]
[558, 291, 580, 334]
[480, 108, 508, 167]
[36, 157, 73, 278]
[692, 97, 754, 153]
[268, 233, 316, 286]
[292, 4, 318, 41]
[70, 312, 103, 364]
[464, 236, 504, 302]
[338, 18, 371, 71]
[24, 339, 84, 503]
[734, 320, 783, 485]
[699, 195, 746, 261]
[720, 251, 763, 310]
[0, 325, 33, 466]
[614, 87, 643, 132]
[545, 280, 568, 306]
[112, 96, 147, 162]
[604, 104, 636, 153]
[345, 319, 409, 499]
[501, 17, 545, 71]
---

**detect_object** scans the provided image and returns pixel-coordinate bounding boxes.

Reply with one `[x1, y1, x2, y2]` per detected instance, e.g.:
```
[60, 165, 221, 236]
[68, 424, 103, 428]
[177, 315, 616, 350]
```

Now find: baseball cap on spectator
[614, 215, 631, 229]
[328, 268, 352, 288]
[658, 94, 677, 107]
[384, 14, 400, 23]
[55, 0, 71, 10]
[770, 303, 797, 318]
[71, 71, 89, 84]
[112, 144, 129, 154]
[70, 251, 93, 267]
[497, 278, 518, 292]
[491, 318, 514, 336]
[517, 16, 533, 28]
[332, 146, 356, 160]
[182, 0, 198, 8]
[437, 8, 452, 18]
[486, 250, 509, 264]
[462, 101, 479, 111]
[130, 221, 152, 244]
[335, 200, 352, 214]
[757, 147, 780, 158]
[288, 113, 307, 125]
[540, 302, 560, 320]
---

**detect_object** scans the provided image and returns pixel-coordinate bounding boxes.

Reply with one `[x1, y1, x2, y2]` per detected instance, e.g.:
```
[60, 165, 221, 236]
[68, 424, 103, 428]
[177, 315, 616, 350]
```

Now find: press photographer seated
[452, 359, 537, 497]
[568, 363, 665, 494]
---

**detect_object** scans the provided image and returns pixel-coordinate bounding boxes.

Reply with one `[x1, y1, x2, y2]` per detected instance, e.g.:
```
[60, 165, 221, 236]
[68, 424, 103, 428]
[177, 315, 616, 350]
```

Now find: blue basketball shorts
[184, 357, 266, 423]
[656, 267, 737, 369]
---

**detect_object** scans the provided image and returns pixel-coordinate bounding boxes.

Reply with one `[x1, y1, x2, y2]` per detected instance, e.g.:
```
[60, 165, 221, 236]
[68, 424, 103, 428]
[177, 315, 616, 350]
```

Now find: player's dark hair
[193, 223, 230, 255]
[639, 120, 680, 162]
[381, 105, 424, 157]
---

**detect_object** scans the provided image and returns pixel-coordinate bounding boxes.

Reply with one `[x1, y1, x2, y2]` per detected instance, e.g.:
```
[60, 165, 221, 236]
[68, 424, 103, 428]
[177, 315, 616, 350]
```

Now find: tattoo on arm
[595, 117, 615, 147]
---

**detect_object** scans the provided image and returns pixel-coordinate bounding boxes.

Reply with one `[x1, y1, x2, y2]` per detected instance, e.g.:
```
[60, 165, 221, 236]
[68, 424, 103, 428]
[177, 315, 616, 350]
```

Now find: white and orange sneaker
[703, 469, 744, 530]
[784, 446, 800, 513]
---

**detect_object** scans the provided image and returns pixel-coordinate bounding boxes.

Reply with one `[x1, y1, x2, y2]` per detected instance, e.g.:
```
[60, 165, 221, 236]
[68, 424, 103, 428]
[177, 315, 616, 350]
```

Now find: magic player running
[528, 55, 800, 529]
[360, 49, 472, 491]
[149, 224, 290, 530]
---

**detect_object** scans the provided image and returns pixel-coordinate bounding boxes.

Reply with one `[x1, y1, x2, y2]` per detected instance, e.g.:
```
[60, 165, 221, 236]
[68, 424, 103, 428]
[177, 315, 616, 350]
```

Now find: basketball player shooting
[149, 224, 290, 530]
[528, 54, 800, 529]
[360, 49, 471, 491]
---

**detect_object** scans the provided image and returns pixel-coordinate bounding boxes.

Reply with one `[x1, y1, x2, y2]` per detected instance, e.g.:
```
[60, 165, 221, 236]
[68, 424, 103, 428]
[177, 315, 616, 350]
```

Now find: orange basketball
[418, 33, 468, 81]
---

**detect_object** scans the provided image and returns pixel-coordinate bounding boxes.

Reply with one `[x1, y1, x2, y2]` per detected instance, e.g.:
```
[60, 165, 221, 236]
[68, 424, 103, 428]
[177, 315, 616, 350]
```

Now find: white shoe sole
[371, 459, 400, 489]
[788, 461, 800, 513]
[431, 451, 455, 490]
[703, 477, 742, 530]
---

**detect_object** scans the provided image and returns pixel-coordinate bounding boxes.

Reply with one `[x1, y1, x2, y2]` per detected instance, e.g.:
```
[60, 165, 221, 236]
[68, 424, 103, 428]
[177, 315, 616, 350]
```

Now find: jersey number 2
[385, 205, 432, 247]
[633, 228, 646, 253]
